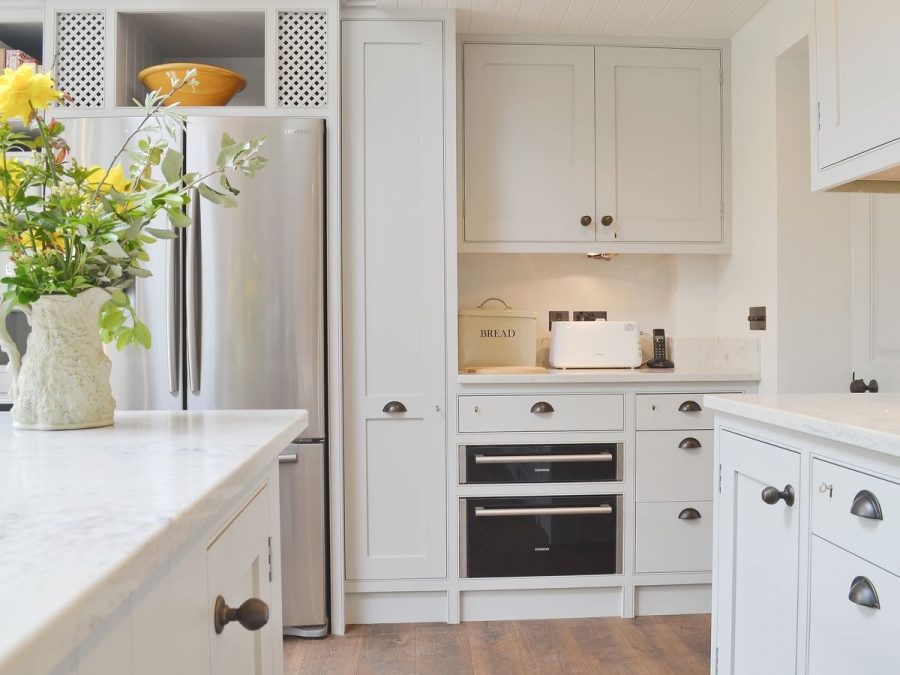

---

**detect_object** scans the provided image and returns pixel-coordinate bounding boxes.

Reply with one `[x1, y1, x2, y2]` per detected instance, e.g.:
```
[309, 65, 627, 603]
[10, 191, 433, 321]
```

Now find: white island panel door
[596, 47, 722, 243]
[715, 431, 801, 675]
[463, 43, 596, 243]
[342, 19, 447, 581]
[814, 0, 900, 169]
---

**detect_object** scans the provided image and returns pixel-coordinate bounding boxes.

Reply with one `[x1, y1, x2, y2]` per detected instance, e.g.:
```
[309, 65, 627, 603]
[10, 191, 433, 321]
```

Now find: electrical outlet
[549, 310, 570, 330]
[573, 311, 608, 322]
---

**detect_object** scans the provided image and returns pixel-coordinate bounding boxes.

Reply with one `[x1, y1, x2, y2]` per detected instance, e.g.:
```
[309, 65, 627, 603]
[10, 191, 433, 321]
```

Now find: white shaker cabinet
[462, 42, 725, 252]
[811, 0, 900, 190]
[463, 44, 597, 244]
[595, 47, 723, 244]
[342, 19, 448, 581]
[714, 431, 801, 675]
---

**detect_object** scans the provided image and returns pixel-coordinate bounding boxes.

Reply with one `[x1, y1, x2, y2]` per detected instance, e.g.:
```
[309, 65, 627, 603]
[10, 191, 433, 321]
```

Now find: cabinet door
[814, 0, 900, 169]
[342, 20, 447, 580]
[463, 44, 596, 243]
[715, 431, 801, 675]
[207, 486, 273, 675]
[596, 47, 722, 243]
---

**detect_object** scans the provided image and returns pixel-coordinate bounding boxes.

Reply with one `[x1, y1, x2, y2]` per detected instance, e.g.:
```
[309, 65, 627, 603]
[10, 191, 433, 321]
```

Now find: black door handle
[761, 484, 795, 507]
[530, 401, 555, 414]
[678, 507, 702, 520]
[678, 400, 702, 413]
[678, 437, 702, 450]
[849, 576, 880, 609]
[383, 401, 407, 413]
[850, 490, 883, 520]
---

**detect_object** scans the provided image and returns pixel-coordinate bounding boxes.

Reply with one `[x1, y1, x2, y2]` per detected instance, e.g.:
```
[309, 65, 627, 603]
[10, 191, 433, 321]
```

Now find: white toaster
[549, 321, 642, 369]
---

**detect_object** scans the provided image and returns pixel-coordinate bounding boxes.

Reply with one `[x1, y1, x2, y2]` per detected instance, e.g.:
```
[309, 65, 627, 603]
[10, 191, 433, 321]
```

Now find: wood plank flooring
[284, 614, 711, 674]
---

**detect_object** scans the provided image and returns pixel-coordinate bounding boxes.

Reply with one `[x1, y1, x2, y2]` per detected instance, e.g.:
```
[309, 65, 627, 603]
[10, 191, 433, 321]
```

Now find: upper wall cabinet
[811, 0, 900, 191]
[462, 43, 726, 254]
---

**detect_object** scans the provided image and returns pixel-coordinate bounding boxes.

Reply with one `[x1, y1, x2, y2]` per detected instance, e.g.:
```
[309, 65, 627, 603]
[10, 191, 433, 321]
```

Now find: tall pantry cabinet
[342, 18, 449, 584]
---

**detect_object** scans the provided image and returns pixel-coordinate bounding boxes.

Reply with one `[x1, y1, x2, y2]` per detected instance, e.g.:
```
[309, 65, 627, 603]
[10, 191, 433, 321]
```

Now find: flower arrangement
[0, 64, 266, 349]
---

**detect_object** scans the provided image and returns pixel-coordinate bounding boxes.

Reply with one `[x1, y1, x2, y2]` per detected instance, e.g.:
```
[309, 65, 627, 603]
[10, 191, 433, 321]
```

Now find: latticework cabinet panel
[277, 10, 328, 109]
[54, 11, 105, 109]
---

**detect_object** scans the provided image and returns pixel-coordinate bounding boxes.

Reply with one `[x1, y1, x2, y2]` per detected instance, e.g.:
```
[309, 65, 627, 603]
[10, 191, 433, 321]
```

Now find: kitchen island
[707, 394, 900, 675]
[0, 409, 307, 675]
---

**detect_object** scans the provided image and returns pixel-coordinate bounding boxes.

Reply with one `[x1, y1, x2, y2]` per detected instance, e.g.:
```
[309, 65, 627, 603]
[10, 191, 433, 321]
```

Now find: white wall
[775, 45, 852, 392]
[718, 0, 809, 392]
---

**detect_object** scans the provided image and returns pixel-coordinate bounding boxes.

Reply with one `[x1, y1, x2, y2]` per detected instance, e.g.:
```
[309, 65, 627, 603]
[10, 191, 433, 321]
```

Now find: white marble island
[706, 394, 900, 675]
[0, 409, 307, 675]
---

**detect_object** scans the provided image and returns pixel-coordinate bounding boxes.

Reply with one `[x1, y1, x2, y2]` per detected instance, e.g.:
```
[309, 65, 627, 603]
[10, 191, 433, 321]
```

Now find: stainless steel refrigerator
[67, 116, 329, 637]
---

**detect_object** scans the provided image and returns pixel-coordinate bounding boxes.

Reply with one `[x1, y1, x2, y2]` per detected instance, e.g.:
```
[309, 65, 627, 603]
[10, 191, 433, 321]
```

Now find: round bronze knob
[580, 215, 593, 227]
[761, 484, 795, 507]
[600, 215, 614, 226]
[214, 595, 269, 634]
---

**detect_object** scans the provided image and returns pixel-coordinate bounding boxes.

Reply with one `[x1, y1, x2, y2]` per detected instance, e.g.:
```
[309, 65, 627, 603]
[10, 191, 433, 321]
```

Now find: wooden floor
[284, 614, 711, 674]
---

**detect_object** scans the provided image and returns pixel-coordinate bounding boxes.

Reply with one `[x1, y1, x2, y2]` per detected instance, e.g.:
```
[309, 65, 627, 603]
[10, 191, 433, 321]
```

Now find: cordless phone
[647, 328, 674, 369]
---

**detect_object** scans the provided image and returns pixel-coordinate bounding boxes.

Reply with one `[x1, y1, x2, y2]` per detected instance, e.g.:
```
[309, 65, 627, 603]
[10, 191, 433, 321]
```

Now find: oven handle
[474, 453, 613, 464]
[474, 505, 613, 517]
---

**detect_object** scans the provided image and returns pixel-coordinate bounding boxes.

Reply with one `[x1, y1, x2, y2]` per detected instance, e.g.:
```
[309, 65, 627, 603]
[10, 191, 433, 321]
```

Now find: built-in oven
[460, 495, 622, 578]
[460, 442, 622, 484]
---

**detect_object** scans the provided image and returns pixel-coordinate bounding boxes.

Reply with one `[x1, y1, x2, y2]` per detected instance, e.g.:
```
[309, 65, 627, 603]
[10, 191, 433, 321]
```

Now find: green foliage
[0, 68, 267, 349]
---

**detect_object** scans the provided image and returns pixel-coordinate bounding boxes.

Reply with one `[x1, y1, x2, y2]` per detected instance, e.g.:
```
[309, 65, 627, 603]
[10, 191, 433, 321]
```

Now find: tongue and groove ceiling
[374, 0, 773, 38]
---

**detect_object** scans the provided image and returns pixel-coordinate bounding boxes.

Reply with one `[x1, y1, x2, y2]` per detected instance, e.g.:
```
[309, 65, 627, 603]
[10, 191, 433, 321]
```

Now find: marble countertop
[0, 409, 307, 675]
[706, 393, 900, 458]
[458, 365, 761, 384]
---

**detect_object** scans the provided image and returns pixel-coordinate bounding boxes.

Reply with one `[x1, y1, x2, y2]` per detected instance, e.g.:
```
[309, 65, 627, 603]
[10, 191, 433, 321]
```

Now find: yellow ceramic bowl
[138, 63, 247, 107]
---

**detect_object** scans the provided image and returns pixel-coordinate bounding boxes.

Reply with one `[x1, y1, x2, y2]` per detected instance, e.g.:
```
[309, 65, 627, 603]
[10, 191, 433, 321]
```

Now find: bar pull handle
[531, 401, 554, 414]
[475, 505, 613, 517]
[279, 453, 299, 464]
[383, 401, 407, 413]
[166, 224, 182, 395]
[679, 437, 702, 450]
[850, 490, 883, 521]
[185, 188, 202, 395]
[678, 507, 702, 520]
[678, 400, 702, 413]
[474, 453, 613, 464]
[849, 576, 880, 609]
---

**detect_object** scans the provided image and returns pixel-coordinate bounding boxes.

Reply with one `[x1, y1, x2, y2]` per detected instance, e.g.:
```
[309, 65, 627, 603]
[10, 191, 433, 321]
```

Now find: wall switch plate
[574, 311, 608, 322]
[549, 310, 569, 330]
[748, 306, 766, 330]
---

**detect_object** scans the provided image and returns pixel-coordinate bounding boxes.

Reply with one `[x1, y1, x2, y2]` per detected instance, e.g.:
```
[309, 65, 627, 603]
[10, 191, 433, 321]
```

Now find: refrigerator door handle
[167, 223, 182, 395]
[186, 188, 202, 395]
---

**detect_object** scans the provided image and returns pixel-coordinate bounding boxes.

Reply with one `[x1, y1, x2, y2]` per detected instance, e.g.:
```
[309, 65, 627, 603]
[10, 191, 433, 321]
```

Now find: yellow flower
[0, 65, 62, 122]
[85, 164, 132, 194]
[19, 229, 64, 251]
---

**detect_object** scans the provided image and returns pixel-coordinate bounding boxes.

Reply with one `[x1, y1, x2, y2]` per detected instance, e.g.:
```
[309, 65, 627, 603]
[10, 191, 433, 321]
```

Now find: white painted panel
[345, 591, 448, 624]
[596, 47, 723, 243]
[463, 44, 596, 243]
[811, 459, 900, 577]
[715, 431, 801, 675]
[458, 394, 625, 433]
[170, 539, 211, 675]
[130, 569, 174, 675]
[635, 501, 713, 573]
[76, 603, 133, 675]
[635, 392, 718, 430]
[815, 0, 900, 168]
[207, 487, 272, 675]
[460, 587, 622, 621]
[808, 536, 900, 675]
[635, 430, 714, 502]
[634, 584, 711, 616]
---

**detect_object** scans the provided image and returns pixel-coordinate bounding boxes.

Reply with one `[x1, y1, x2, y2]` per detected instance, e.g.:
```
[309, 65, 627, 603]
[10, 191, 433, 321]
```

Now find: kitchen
[0, 0, 898, 673]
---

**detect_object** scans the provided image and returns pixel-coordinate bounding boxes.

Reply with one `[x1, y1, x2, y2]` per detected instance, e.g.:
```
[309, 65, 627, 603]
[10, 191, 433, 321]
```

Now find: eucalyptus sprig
[0, 66, 267, 349]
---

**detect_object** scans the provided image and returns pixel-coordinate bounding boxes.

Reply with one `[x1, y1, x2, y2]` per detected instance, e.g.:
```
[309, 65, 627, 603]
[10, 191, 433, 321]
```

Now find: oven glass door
[462, 443, 621, 483]
[463, 495, 621, 577]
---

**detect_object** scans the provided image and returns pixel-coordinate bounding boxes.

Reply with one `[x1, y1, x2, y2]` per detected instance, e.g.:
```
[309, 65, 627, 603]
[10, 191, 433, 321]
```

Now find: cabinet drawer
[808, 535, 900, 675]
[635, 431, 714, 502]
[458, 394, 624, 433]
[634, 501, 712, 574]
[635, 393, 721, 431]
[812, 459, 900, 576]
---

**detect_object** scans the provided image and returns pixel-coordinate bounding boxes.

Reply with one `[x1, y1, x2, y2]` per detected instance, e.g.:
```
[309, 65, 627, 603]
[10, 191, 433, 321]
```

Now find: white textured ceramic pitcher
[0, 287, 115, 430]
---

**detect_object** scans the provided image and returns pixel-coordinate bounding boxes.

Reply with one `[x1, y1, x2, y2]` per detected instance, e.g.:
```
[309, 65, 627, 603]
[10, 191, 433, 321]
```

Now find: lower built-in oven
[460, 495, 623, 578]
[460, 442, 622, 484]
